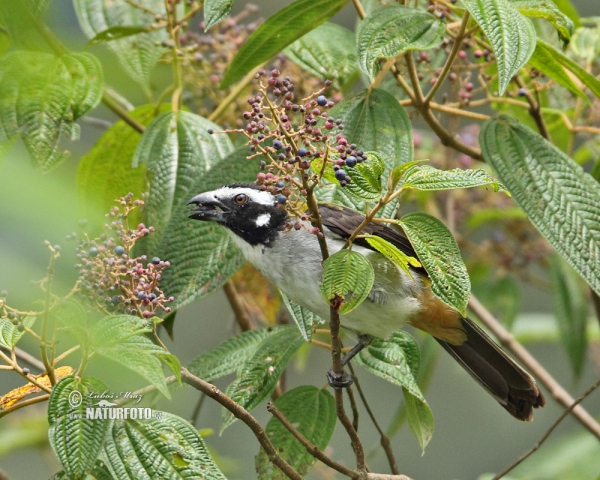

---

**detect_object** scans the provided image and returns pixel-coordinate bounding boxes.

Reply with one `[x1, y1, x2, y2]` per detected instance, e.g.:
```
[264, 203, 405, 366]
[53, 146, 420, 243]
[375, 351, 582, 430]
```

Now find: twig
[40, 248, 59, 385]
[222, 280, 253, 332]
[493, 377, 600, 480]
[181, 368, 302, 480]
[0, 393, 50, 419]
[346, 385, 360, 433]
[101, 92, 146, 134]
[513, 76, 549, 139]
[469, 294, 600, 440]
[267, 401, 359, 478]
[12, 347, 46, 372]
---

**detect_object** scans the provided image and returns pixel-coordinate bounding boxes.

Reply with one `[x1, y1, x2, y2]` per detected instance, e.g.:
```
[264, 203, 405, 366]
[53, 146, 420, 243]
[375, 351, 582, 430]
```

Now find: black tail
[436, 317, 545, 421]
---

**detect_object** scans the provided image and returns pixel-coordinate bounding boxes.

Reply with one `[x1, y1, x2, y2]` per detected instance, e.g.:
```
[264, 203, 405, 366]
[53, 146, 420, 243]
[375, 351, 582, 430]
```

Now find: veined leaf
[341, 152, 386, 201]
[401, 165, 507, 192]
[221, 0, 349, 88]
[280, 291, 323, 341]
[186, 326, 290, 381]
[48, 376, 111, 480]
[510, 0, 574, 45]
[256, 387, 335, 478]
[389, 159, 429, 191]
[365, 235, 421, 277]
[402, 388, 434, 453]
[464, 0, 536, 95]
[527, 40, 587, 101]
[320, 250, 375, 315]
[222, 327, 305, 431]
[398, 213, 470, 315]
[204, 0, 234, 30]
[284, 22, 358, 87]
[88, 25, 150, 45]
[552, 0, 581, 28]
[537, 39, 600, 99]
[357, 5, 445, 81]
[73, 0, 167, 93]
[550, 255, 588, 378]
[0, 51, 103, 172]
[480, 115, 600, 296]
[132, 111, 233, 253]
[157, 146, 260, 309]
[0, 316, 36, 349]
[102, 411, 226, 479]
[570, 18, 600, 63]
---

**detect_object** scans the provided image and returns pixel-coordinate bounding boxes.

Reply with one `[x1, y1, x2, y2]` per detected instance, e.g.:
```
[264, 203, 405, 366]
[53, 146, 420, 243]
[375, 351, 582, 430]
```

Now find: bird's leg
[327, 334, 374, 389]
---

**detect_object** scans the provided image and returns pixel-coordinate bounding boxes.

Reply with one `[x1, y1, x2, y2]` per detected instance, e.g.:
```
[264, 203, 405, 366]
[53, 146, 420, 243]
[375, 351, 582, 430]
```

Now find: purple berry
[346, 156, 357, 168]
[316, 95, 327, 107]
[272, 139, 283, 150]
[335, 169, 347, 182]
[297, 147, 308, 157]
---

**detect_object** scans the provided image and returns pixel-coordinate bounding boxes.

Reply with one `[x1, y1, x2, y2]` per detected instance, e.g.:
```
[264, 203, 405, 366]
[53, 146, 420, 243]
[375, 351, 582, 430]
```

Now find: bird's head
[188, 183, 288, 246]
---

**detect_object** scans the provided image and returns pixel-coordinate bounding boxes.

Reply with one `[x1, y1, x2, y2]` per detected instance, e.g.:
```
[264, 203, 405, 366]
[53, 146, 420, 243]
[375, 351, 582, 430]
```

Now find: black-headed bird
[188, 183, 545, 421]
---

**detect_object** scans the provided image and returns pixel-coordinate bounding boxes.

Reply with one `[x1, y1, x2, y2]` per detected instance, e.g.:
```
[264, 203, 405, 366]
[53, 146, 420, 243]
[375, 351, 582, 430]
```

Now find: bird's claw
[326, 369, 353, 389]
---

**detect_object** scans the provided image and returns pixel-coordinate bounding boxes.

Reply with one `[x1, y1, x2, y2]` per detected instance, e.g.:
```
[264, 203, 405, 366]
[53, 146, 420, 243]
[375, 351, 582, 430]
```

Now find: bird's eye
[234, 193, 248, 205]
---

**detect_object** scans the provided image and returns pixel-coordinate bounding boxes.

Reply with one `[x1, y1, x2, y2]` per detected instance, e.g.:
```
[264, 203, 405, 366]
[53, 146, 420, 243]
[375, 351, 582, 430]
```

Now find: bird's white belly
[228, 228, 424, 340]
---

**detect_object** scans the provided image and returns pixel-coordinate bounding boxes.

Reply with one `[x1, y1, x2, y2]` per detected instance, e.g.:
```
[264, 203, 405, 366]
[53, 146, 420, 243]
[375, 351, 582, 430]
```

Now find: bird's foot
[326, 368, 353, 389]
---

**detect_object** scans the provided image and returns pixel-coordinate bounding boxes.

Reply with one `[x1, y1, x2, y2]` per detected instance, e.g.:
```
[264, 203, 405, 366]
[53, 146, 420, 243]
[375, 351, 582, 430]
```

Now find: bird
[188, 183, 545, 421]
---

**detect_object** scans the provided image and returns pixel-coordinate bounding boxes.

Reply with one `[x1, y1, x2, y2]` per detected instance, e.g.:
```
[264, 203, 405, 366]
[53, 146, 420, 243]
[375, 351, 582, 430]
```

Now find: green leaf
[0, 51, 103, 172]
[356, 5, 445, 81]
[157, 145, 260, 309]
[0, 316, 35, 349]
[341, 152, 386, 201]
[480, 115, 600, 297]
[88, 25, 150, 45]
[591, 157, 600, 184]
[284, 22, 358, 87]
[221, 0, 349, 88]
[365, 235, 421, 277]
[73, 0, 166, 93]
[186, 326, 290, 381]
[133, 111, 233, 253]
[222, 327, 305, 431]
[389, 159, 429, 191]
[280, 290, 323, 341]
[48, 376, 111, 480]
[463, 0, 536, 95]
[402, 165, 507, 192]
[510, 0, 574, 44]
[550, 255, 588, 377]
[527, 40, 588, 101]
[256, 387, 335, 478]
[320, 250, 375, 315]
[102, 411, 226, 479]
[398, 213, 470, 315]
[570, 18, 600, 63]
[466, 206, 527, 229]
[537, 39, 600, 99]
[157, 353, 182, 384]
[90, 315, 171, 398]
[204, 0, 234, 30]
[402, 388, 435, 453]
[552, 0, 581, 28]
[77, 104, 170, 226]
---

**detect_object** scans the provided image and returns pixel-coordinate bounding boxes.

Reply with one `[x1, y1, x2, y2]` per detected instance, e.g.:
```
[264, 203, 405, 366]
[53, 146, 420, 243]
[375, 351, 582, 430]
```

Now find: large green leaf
[255, 386, 335, 479]
[402, 388, 434, 453]
[527, 40, 587, 101]
[102, 411, 226, 479]
[320, 249, 375, 315]
[222, 326, 305, 431]
[464, 0, 536, 95]
[356, 5, 445, 81]
[132, 111, 233, 253]
[221, 0, 349, 88]
[537, 39, 600, 99]
[480, 115, 600, 297]
[398, 213, 470, 315]
[364, 235, 421, 277]
[0, 316, 36, 349]
[570, 18, 600, 64]
[0, 51, 103, 171]
[73, 0, 166, 93]
[280, 290, 323, 341]
[284, 22, 358, 87]
[157, 145, 259, 309]
[510, 0, 574, 44]
[204, 0, 234, 30]
[186, 326, 290, 381]
[77, 104, 170, 225]
[401, 165, 507, 192]
[48, 376, 111, 480]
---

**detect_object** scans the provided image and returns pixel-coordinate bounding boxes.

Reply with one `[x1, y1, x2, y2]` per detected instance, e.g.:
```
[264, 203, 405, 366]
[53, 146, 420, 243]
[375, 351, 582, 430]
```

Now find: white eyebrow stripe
[255, 213, 271, 227]
[212, 187, 276, 205]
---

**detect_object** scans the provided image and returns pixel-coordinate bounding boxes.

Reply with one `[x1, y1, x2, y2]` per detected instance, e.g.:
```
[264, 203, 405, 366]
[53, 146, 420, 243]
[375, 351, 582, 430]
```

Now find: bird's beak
[188, 192, 228, 223]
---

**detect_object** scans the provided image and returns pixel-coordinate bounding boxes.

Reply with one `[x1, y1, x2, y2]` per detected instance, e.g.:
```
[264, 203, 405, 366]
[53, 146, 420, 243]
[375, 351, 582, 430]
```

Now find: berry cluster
[74, 195, 174, 320]
[0, 291, 27, 333]
[212, 71, 366, 224]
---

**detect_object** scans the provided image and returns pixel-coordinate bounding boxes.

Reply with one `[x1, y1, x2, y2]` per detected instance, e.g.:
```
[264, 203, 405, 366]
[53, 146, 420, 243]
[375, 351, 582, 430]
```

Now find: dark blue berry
[89, 247, 99, 257]
[518, 88, 527, 97]
[297, 147, 308, 157]
[152, 257, 160, 265]
[317, 95, 327, 107]
[137, 291, 147, 300]
[277, 195, 287, 204]
[275, 181, 285, 188]
[22, 367, 30, 374]
[335, 169, 347, 182]
[110, 296, 120, 306]
[114, 246, 125, 256]
[346, 156, 357, 168]
[273, 139, 283, 150]
[207, 128, 214, 134]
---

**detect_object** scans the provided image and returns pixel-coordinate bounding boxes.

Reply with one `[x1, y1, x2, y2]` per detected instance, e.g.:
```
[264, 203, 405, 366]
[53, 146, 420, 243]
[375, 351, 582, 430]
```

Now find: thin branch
[513, 76, 549, 139]
[222, 280, 254, 332]
[0, 394, 50, 419]
[469, 295, 600, 440]
[346, 385, 360, 433]
[12, 347, 46, 372]
[101, 92, 146, 134]
[181, 368, 302, 480]
[493, 377, 600, 480]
